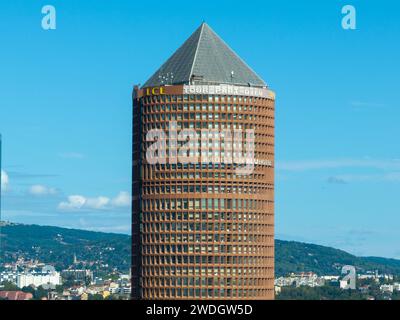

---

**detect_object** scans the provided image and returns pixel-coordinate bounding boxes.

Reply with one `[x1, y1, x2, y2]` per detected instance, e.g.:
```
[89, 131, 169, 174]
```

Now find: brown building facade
[132, 23, 275, 300]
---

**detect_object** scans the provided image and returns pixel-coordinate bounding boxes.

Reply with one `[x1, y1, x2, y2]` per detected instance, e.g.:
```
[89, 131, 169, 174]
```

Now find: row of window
[143, 171, 271, 181]
[142, 123, 274, 136]
[141, 243, 273, 255]
[142, 138, 272, 150]
[142, 100, 273, 110]
[143, 159, 273, 170]
[141, 233, 272, 244]
[143, 149, 272, 157]
[142, 111, 273, 122]
[142, 198, 273, 211]
[142, 168, 272, 178]
[141, 255, 273, 266]
[142, 94, 271, 104]
[142, 119, 273, 130]
[141, 212, 273, 222]
[142, 222, 272, 233]
[142, 141, 273, 152]
[141, 287, 273, 299]
[143, 155, 273, 165]
[142, 119, 274, 129]
[141, 184, 273, 195]
[141, 265, 273, 277]
[143, 162, 273, 171]
[143, 140, 272, 150]
[143, 155, 273, 167]
[142, 276, 273, 287]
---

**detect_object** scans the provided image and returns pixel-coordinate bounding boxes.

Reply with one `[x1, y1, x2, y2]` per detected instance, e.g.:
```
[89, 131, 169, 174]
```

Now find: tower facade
[132, 23, 275, 300]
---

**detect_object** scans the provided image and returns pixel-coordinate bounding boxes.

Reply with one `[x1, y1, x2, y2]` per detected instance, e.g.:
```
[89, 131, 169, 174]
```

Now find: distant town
[2, 221, 400, 300]
[2, 261, 400, 300]
[275, 271, 400, 300]
[0, 221, 131, 300]
[0, 257, 131, 300]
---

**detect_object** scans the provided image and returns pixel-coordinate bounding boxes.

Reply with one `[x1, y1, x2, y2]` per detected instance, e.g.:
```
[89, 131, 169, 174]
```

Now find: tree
[277, 285, 366, 300]
[88, 294, 104, 300]
[22, 286, 35, 295]
[0, 281, 19, 291]
[34, 286, 48, 300]
[55, 285, 64, 294]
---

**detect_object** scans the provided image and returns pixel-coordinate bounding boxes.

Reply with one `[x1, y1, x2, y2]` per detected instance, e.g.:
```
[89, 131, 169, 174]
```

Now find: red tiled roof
[0, 291, 33, 300]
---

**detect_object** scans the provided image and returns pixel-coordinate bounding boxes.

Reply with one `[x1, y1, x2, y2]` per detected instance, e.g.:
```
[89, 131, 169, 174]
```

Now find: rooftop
[143, 23, 266, 88]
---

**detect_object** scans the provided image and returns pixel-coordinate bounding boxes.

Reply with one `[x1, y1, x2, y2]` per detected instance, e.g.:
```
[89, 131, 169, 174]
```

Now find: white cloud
[29, 184, 57, 196]
[58, 195, 87, 211]
[58, 191, 130, 212]
[85, 196, 110, 209]
[58, 191, 132, 212]
[1, 170, 9, 192]
[111, 191, 131, 207]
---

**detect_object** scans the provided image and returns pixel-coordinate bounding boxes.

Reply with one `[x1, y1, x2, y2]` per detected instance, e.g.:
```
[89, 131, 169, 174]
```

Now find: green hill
[0, 222, 131, 272]
[1, 222, 400, 277]
[276, 239, 400, 276]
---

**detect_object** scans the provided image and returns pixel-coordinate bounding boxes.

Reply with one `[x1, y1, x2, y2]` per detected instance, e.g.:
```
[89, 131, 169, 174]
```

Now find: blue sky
[0, 0, 399, 258]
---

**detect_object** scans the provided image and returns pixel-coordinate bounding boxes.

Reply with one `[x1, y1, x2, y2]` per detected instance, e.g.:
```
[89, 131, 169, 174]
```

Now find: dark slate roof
[142, 23, 266, 88]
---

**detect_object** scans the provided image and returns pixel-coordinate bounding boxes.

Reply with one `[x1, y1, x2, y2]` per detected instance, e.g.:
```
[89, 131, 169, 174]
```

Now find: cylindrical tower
[132, 23, 275, 300]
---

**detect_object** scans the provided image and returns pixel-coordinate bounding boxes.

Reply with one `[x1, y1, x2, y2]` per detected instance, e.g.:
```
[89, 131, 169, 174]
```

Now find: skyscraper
[132, 23, 275, 300]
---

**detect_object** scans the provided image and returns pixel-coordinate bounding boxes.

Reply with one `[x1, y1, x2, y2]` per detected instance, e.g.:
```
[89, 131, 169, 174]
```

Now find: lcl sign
[145, 87, 165, 96]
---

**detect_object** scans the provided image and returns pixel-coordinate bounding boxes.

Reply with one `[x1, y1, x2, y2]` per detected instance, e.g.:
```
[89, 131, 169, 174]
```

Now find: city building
[380, 284, 394, 293]
[16, 265, 61, 289]
[132, 23, 275, 299]
[61, 269, 93, 283]
[0, 270, 17, 284]
[275, 273, 326, 288]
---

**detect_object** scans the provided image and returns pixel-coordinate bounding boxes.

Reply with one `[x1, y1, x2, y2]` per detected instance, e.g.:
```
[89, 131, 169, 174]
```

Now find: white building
[274, 273, 325, 288]
[380, 284, 394, 293]
[108, 282, 120, 294]
[16, 265, 61, 288]
[61, 269, 93, 282]
[358, 274, 376, 280]
[274, 286, 282, 294]
[119, 287, 131, 295]
[321, 275, 340, 281]
[0, 271, 17, 284]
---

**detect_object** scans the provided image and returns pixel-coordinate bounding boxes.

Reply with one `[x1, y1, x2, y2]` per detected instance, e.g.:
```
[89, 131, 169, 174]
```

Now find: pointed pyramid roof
[143, 23, 266, 88]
